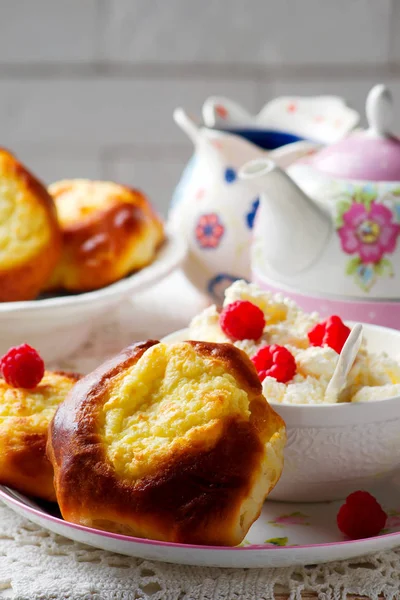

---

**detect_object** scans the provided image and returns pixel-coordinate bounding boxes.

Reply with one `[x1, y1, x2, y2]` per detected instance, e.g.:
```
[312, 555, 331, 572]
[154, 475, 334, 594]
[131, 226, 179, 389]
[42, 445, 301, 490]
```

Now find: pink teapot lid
[304, 85, 400, 181]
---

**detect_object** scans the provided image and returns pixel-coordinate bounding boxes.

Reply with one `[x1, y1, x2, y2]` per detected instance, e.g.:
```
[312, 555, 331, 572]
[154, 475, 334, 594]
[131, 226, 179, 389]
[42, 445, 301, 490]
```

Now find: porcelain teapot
[169, 95, 358, 302]
[243, 85, 400, 326]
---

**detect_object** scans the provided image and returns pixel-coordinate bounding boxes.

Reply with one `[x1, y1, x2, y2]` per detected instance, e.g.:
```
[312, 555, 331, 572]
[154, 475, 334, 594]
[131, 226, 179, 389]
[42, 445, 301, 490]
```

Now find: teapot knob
[366, 84, 393, 137]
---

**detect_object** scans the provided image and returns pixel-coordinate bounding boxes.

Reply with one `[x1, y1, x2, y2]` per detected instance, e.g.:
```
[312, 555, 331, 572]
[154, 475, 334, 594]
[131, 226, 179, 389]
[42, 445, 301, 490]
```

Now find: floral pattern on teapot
[334, 185, 400, 292]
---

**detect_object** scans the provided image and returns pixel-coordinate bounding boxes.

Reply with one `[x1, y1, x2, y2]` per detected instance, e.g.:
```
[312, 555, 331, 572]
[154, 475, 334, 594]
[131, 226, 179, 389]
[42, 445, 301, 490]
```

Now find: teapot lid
[306, 85, 400, 181]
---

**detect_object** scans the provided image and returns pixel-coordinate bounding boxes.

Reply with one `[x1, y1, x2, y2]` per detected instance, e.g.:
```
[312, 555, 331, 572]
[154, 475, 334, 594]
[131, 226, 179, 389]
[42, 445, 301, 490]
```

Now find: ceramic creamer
[169, 109, 269, 303]
[169, 94, 358, 302]
[203, 94, 360, 146]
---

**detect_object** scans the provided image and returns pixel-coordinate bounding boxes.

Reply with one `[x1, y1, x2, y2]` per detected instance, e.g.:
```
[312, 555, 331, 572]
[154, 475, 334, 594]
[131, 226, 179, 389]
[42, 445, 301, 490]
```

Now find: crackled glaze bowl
[163, 322, 400, 503]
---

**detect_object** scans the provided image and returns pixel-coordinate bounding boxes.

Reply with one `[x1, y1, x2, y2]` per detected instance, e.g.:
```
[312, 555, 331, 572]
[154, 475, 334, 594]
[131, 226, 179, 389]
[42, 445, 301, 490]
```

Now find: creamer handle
[173, 108, 201, 145]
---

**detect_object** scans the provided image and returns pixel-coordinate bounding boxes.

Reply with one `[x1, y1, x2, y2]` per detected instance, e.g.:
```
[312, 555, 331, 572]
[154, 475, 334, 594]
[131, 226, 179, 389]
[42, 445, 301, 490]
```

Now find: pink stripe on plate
[1, 486, 399, 552]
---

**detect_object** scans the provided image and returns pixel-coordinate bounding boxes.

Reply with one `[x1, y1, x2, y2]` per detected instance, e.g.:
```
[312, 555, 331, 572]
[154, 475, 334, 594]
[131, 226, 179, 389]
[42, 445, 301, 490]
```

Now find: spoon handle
[326, 323, 363, 398]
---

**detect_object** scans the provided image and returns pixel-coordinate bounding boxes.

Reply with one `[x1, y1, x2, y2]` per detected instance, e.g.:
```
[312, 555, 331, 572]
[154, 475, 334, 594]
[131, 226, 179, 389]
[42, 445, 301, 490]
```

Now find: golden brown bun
[48, 340, 286, 546]
[0, 149, 61, 301]
[0, 370, 80, 501]
[45, 180, 165, 292]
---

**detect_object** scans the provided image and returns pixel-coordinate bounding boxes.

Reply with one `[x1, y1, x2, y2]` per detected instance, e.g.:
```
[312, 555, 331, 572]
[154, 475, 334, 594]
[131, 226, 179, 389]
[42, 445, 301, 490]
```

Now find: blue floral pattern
[246, 198, 260, 229]
[208, 273, 247, 304]
[224, 167, 237, 183]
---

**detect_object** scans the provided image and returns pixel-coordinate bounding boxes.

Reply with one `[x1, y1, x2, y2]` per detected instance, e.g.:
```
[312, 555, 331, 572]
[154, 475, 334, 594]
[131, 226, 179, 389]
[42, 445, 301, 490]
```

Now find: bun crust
[0, 371, 80, 501]
[0, 149, 61, 301]
[48, 341, 286, 546]
[46, 180, 165, 292]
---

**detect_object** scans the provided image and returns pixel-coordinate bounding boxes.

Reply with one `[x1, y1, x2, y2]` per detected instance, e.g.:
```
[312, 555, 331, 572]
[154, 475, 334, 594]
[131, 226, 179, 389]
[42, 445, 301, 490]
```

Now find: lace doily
[1, 501, 400, 600]
[1, 273, 400, 599]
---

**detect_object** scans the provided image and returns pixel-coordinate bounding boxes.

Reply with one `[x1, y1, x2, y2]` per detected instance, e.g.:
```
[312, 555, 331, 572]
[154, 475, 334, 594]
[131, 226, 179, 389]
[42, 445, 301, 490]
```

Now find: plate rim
[2, 485, 400, 554]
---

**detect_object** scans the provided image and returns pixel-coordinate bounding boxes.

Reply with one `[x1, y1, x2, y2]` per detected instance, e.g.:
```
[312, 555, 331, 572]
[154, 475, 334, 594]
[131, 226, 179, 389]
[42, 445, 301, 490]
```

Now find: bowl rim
[0, 233, 186, 314]
[161, 322, 400, 420]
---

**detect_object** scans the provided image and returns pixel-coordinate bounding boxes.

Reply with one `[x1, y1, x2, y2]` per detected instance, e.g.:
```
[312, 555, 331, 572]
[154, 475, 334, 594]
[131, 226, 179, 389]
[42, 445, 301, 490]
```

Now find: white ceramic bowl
[0, 234, 186, 363]
[162, 323, 400, 502]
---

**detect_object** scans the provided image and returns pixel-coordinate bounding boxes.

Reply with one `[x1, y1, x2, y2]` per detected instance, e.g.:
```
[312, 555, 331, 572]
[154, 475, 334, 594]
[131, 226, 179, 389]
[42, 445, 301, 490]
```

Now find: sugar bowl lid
[307, 85, 400, 181]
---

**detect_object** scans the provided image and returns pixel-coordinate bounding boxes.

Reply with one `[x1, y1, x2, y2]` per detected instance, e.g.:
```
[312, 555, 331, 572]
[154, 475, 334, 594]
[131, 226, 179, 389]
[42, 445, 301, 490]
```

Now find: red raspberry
[251, 345, 297, 383]
[337, 491, 387, 539]
[308, 315, 350, 354]
[219, 300, 265, 341]
[0, 344, 45, 389]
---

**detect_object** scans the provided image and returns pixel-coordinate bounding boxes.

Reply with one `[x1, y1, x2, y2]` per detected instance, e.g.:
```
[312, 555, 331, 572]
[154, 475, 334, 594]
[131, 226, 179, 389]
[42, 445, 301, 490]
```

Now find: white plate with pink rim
[2, 480, 400, 568]
[2, 322, 400, 568]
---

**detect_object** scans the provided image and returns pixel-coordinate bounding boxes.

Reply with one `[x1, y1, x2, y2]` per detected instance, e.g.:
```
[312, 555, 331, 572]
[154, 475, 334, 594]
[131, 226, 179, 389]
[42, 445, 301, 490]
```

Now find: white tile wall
[102, 0, 392, 66]
[389, 0, 400, 62]
[0, 1, 98, 63]
[0, 0, 399, 215]
[104, 153, 188, 213]
[0, 78, 259, 147]
[14, 147, 103, 184]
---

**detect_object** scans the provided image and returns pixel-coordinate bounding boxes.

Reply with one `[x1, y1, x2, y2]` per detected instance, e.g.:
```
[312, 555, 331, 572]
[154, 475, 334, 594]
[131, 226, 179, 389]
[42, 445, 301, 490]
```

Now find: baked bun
[48, 340, 286, 546]
[0, 149, 61, 301]
[46, 179, 165, 292]
[0, 370, 80, 501]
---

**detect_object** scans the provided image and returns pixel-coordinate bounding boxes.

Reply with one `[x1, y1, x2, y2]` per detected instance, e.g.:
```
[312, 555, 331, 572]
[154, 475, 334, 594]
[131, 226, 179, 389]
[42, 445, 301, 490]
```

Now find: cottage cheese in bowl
[188, 280, 400, 405]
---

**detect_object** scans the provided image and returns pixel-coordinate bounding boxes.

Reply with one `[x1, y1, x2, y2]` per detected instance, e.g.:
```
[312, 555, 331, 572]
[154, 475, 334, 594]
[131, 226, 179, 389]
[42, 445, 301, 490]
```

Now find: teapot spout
[240, 158, 332, 276]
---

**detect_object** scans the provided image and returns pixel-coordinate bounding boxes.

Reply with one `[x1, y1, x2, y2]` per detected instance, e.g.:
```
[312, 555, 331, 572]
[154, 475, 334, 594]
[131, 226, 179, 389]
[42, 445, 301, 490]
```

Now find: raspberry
[308, 315, 350, 354]
[0, 344, 45, 389]
[337, 491, 387, 539]
[251, 345, 297, 383]
[219, 300, 265, 341]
